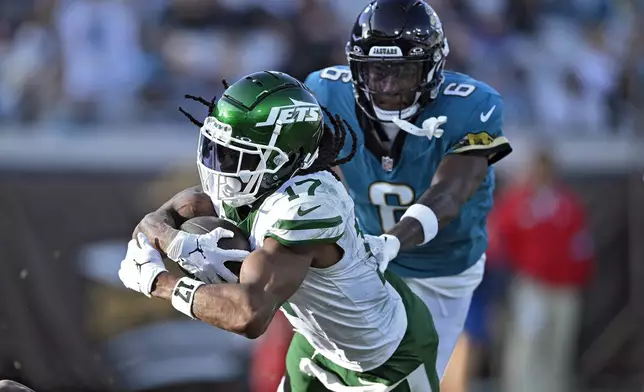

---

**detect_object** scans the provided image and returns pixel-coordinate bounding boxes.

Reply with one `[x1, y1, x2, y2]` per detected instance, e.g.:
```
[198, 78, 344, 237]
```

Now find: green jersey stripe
[273, 215, 343, 231]
[281, 302, 297, 317]
[265, 233, 344, 246]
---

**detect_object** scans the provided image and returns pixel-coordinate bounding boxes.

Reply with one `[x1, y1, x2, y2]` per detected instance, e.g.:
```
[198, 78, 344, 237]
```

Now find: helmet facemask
[348, 42, 449, 123]
[197, 116, 292, 207]
[360, 60, 425, 121]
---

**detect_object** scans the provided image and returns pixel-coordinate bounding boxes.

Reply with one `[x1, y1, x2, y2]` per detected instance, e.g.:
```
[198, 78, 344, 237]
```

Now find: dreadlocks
[300, 106, 357, 181]
[178, 79, 358, 181]
[178, 94, 216, 128]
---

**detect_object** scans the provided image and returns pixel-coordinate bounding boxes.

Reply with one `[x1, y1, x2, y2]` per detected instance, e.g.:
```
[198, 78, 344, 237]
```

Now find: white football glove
[392, 115, 447, 140]
[166, 228, 250, 284]
[119, 233, 168, 297]
[365, 234, 401, 273]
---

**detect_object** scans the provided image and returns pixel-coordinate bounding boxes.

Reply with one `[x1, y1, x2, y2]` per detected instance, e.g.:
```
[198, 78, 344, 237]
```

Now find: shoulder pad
[440, 72, 501, 105]
[428, 72, 504, 130]
[264, 172, 349, 246]
[304, 66, 353, 107]
[437, 74, 510, 163]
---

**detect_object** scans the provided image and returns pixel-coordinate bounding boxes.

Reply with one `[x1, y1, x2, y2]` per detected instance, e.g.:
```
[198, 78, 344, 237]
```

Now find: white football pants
[401, 254, 486, 380]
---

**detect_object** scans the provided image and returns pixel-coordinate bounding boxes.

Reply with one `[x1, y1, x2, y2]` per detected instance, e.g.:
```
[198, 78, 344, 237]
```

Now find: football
[179, 216, 251, 279]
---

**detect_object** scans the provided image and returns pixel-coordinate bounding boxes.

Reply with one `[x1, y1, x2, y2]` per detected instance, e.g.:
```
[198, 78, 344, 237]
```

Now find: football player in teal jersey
[304, 0, 512, 380]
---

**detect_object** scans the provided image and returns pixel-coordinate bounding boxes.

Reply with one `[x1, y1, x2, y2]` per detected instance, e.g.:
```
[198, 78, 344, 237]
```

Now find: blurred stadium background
[0, 0, 642, 391]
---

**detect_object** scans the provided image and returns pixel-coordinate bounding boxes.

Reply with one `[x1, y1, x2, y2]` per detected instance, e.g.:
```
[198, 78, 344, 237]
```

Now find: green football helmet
[197, 71, 324, 207]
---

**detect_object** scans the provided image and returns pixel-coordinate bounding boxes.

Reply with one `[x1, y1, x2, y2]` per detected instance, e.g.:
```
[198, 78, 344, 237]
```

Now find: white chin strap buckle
[392, 115, 446, 140]
[220, 177, 242, 197]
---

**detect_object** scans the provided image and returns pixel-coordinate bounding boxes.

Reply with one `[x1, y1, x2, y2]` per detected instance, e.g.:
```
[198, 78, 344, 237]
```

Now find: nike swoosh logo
[297, 205, 321, 216]
[480, 105, 496, 123]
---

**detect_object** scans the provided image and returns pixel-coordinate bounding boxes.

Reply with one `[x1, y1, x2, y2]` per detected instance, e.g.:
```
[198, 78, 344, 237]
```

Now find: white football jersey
[215, 171, 408, 371]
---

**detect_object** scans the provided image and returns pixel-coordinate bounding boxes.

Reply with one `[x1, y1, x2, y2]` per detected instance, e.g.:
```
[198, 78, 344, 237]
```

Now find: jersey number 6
[443, 83, 476, 97]
[320, 67, 352, 83]
[368, 182, 416, 232]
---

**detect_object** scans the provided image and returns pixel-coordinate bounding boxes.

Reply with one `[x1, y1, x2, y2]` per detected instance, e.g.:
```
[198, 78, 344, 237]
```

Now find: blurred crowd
[0, 0, 641, 135]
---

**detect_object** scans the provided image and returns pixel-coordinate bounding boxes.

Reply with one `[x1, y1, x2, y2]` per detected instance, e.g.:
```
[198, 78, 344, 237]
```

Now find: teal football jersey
[305, 66, 512, 278]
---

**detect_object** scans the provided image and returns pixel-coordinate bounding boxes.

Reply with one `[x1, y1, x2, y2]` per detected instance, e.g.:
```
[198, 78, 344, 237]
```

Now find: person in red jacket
[491, 149, 593, 392]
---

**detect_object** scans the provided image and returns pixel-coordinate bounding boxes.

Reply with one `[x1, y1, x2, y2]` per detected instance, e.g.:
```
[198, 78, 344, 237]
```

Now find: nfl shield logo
[381, 156, 394, 172]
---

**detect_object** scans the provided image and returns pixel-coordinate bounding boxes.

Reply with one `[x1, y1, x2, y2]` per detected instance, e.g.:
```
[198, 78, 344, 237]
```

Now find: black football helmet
[346, 0, 449, 123]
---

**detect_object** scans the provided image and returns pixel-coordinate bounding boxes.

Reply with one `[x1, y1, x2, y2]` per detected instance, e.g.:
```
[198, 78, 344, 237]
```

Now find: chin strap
[372, 102, 421, 123]
[392, 116, 447, 140]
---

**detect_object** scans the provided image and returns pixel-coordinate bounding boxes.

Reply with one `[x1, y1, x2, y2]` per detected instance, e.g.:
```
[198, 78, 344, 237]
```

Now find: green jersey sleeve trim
[265, 232, 344, 246]
[272, 215, 343, 231]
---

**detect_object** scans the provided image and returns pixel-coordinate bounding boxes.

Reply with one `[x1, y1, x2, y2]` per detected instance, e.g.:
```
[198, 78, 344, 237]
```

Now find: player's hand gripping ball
[175, 216, 251, 283]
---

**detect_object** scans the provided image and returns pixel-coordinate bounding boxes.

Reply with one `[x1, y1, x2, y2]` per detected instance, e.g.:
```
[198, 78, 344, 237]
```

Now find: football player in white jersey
[119, 72, 439, 391]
